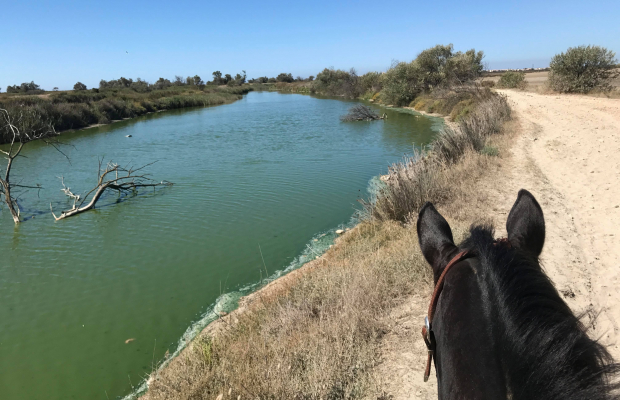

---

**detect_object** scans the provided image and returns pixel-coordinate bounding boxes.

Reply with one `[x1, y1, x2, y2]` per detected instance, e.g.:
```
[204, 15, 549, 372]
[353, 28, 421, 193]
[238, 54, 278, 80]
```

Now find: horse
[416, 189, 620, 399]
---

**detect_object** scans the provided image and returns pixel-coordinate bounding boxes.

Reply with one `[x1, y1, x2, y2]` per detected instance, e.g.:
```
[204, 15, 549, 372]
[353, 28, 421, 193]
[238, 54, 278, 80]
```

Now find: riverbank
[139, 89, 513, 399]
[0, 86, 251, 144]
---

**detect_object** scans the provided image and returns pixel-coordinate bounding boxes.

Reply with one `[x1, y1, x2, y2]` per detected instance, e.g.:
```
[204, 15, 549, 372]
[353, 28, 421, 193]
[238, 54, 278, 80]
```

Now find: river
[0, 91, 441, 399]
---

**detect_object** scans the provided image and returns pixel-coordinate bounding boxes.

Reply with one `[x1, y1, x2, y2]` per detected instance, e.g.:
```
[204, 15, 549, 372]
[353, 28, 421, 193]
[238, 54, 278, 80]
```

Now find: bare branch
[51, 160, 172, 220]
[0, 107, 67, 224]
[340, 105, 386, 122]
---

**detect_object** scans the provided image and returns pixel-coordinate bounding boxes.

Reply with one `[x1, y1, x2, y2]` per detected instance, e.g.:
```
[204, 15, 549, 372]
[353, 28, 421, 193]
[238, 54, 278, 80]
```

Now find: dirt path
[378, 90, 620, 399]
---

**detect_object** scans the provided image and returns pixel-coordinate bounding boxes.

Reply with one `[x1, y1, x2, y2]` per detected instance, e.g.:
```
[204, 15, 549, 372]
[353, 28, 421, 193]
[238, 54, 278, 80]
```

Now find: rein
[421, 238, 511, 382]
[421, 250, 471, 382]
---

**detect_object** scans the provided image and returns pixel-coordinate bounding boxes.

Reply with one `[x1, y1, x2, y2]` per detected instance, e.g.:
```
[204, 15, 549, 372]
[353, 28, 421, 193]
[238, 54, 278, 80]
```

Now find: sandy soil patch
[377, 90, 620, 399]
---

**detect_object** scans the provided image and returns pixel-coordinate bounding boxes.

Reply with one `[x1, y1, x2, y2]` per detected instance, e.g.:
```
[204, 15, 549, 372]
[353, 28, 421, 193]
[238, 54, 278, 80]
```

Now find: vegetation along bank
[0, 75, 251, 144]
[138, 44, 515, 399]
[140, 43, 619, 399]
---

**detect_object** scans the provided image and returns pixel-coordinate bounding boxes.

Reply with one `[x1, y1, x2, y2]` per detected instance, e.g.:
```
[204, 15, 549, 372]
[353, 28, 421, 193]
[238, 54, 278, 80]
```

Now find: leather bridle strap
[421, 250, 471, 382]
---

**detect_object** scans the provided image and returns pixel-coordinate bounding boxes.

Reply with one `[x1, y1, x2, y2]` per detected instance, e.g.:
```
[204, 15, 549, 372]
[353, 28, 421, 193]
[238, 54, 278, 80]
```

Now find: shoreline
[134, 102, 447, 399]
[55, 101, 239, 137]
[132, 225, 354, 399]
[135, 105, 446, 399]
[0, 88, 250, 145]
[135, 87, 516, 399]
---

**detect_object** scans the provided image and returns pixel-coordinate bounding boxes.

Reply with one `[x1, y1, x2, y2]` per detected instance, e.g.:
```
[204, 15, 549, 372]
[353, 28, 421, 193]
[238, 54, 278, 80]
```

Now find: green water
[0, 92, 441, 399]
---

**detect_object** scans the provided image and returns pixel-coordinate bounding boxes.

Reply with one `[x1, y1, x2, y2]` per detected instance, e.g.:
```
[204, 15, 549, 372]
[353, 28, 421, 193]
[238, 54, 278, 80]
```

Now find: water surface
[0, 92, 441, 399]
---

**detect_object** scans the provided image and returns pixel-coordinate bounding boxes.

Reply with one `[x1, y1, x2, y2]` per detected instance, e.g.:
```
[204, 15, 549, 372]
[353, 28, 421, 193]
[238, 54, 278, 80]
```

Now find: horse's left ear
[506, 189, 545, 257]
[417, 202, 457, 275]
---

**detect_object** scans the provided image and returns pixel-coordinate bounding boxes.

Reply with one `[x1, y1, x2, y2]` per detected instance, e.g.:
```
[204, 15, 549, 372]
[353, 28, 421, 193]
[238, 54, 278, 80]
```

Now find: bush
[276, 73, 294, 83]
[340, 105, 382, 122]
[313, 68, 362, 98]
[359, 72, 383, 93]
[381, 61, 422, 106]
[6, 81, 44, 94]
[481, 145, 499, 156]
[381, 44, 484, 106]
[73, 82, 87, 91]
[363, 91, 511, 222]
[0, 86, 251, 143]
[496, 71, 526, 89]
[548, 45, 619, 93]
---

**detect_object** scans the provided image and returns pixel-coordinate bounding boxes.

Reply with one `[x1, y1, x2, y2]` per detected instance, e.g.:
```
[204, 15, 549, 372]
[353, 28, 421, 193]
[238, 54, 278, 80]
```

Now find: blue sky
[1, 0, 618, 90]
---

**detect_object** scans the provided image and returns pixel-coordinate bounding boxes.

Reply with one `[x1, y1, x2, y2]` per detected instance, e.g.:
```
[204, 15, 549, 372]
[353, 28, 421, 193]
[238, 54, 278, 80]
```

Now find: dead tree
[340, 104, 386, 122]
[0, 107, 64, 224]
[50, 159, 172, 220]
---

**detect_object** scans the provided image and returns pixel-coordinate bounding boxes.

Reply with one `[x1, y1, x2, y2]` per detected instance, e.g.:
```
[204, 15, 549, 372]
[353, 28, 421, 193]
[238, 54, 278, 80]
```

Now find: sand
[378, 90, 620, 398]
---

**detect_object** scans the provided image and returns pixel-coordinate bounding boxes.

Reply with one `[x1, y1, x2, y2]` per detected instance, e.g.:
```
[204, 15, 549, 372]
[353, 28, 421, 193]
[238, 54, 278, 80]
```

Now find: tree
[381, 44, 484, 105]
[174, 75, 184, 86]
[548, 45, 619, 93]
[53, 87, 59, 91]
[51, 159, 171, 220]
[314, 68, 360, 97]
[193, 75, 204, 86]
[224, 74, 232, 84]
[6, 81, 43, 94]
[212, 71, 223, 85]
[276, 73, 294, 83]
[308, 76, 314, 81]
[131, 78, 150, 92]
[230, 71, 246, 86]
[153, 77, 172, 90]
[0, 107, 64, 224]
[73, 82, 87, 91]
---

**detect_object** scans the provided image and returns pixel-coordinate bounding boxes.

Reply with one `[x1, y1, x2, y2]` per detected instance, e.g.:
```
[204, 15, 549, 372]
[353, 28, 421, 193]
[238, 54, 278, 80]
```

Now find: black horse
[416, 189, 619, 399]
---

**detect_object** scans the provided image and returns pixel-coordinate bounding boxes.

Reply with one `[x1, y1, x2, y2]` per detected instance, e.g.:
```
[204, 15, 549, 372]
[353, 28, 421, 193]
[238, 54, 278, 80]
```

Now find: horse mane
[461, 225, 620, 400]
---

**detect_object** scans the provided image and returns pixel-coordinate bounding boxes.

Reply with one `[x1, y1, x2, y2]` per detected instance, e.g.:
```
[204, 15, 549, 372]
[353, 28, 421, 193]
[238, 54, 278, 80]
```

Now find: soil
[377, 90, 620, 398]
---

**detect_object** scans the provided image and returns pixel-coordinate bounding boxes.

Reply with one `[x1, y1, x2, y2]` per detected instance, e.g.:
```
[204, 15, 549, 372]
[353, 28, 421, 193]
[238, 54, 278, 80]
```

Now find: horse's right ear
[506, 189, 545, 257]
[417, 202, 457, 274]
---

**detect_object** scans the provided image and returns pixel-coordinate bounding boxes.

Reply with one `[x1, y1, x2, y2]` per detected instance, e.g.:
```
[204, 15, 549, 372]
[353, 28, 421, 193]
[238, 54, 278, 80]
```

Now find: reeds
[0, 87, 251, 143]
[362, 91, 511, 223]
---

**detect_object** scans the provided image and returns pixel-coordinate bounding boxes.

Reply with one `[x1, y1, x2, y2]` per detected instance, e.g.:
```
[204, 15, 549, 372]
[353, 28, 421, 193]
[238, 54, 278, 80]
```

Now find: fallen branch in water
[340, 105, 386, 122]
[50, 159, 172, 220]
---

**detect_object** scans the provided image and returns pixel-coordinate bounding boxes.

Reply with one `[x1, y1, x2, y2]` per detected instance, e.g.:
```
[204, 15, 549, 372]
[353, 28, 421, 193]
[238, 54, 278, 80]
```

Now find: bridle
[421, 239, 511, 382]
[421, 250, 472, 382]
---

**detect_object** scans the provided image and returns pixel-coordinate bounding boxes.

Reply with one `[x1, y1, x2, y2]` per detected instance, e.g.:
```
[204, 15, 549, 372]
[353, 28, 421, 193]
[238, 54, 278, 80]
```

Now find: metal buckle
[425, 316, 432, 343]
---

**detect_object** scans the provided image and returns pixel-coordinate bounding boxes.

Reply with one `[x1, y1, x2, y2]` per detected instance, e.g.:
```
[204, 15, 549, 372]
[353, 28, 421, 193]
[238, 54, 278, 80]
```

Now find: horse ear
[417, 202, 457, 273]
[506, 189, 545, 257]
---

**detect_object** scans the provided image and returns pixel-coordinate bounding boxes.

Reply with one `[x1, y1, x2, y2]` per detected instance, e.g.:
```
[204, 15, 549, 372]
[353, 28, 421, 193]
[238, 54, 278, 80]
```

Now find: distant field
[481, 69, 620, 90]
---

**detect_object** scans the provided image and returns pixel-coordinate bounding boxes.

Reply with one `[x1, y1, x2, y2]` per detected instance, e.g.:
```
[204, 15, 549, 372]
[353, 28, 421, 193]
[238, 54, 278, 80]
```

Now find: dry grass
[139, 87, 513, 400]
[363, 91, 511, 224]
[143, 220, 432, 400]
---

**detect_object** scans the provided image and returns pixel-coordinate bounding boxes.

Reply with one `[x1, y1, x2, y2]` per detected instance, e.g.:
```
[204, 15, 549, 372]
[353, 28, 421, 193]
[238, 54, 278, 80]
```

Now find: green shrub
[380, 44, 484, 106]
[497, 71, 526, 89]
[381, 61, 422, 106]
[449, 99, 475, 121]
[480, 145, 499, 156]
[0, 85, 251, 143]
[548, 45, 619, 93]
[276, 73, 294, 83]
[313, 68, 362, 98]
[359, 72, 383, 93]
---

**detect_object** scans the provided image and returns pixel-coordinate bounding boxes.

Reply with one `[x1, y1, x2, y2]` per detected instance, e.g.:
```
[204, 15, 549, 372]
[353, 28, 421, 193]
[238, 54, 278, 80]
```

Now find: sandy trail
[379, 90, 620, 399]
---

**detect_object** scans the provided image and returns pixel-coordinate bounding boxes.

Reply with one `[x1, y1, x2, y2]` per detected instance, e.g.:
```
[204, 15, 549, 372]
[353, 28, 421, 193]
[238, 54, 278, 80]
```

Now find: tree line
[1, 71, 317, 94]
